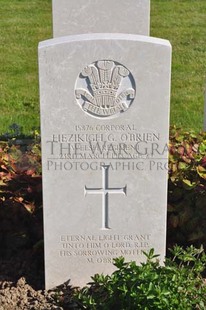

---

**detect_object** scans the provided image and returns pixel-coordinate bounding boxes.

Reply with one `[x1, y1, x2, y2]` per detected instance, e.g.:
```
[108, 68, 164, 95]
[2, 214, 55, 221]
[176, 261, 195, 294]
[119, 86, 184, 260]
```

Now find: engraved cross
[84, 165, 127, 230]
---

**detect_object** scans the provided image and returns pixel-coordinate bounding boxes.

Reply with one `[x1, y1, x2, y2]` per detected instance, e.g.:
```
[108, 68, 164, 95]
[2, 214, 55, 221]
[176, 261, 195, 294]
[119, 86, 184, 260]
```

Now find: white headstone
[39, 33, 171, 289]
[52, 0, 150, 37]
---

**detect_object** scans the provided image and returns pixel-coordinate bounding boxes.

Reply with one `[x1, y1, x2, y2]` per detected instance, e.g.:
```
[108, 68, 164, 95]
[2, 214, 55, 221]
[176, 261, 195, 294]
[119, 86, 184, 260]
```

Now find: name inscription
[45, 124, 168, 171]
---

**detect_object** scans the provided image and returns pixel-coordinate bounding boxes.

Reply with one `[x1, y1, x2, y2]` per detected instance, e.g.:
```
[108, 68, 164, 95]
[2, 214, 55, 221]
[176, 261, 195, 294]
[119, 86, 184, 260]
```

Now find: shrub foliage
[0, 127, 206, 305]
[168, 127, 206, 248]
[0, 138, 42, 256]
[74, 247, 206, 309]
[0, 126, 206, 252]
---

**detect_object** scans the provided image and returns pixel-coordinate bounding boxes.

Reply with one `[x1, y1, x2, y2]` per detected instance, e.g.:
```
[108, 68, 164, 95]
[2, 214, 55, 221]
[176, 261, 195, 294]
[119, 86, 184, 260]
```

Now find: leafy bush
[0, 126, 206, 299]
[1, 126, 206, 254]
[168, 127, 206, 248]
[75, 247, 206, 310]
[0, 137, 42, 257]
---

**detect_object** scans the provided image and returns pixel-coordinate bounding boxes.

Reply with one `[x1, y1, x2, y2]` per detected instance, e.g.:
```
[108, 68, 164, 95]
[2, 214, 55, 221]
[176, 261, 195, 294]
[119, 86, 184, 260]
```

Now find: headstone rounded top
[52, 0, 150, 37]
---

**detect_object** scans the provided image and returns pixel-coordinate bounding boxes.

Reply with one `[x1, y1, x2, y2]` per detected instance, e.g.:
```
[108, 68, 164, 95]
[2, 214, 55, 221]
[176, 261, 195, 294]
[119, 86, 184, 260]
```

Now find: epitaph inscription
[59, 234, 151, 263]
[75, 60, 135, 118]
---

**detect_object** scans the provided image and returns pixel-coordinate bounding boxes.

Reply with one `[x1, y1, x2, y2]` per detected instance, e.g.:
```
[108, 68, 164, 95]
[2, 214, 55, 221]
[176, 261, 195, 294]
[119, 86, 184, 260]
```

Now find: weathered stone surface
[39, 33, 171, 289]
[52, 0, 150, 37]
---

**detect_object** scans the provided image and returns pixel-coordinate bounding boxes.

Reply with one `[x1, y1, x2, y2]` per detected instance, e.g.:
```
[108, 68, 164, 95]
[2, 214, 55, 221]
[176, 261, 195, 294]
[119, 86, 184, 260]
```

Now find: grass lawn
[0, 0, 206, 135]
[151, 0, 206, 132]
[0, 0, 52, 135]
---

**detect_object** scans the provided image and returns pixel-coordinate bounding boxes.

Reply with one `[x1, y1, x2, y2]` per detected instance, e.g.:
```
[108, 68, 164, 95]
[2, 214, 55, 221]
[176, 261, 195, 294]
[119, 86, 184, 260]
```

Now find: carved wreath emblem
[75, 60, 136, 118]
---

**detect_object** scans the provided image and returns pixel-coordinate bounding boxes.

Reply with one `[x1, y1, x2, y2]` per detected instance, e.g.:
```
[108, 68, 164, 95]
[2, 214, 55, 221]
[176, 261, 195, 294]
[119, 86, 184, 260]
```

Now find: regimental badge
[75, 60, 136, 118]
